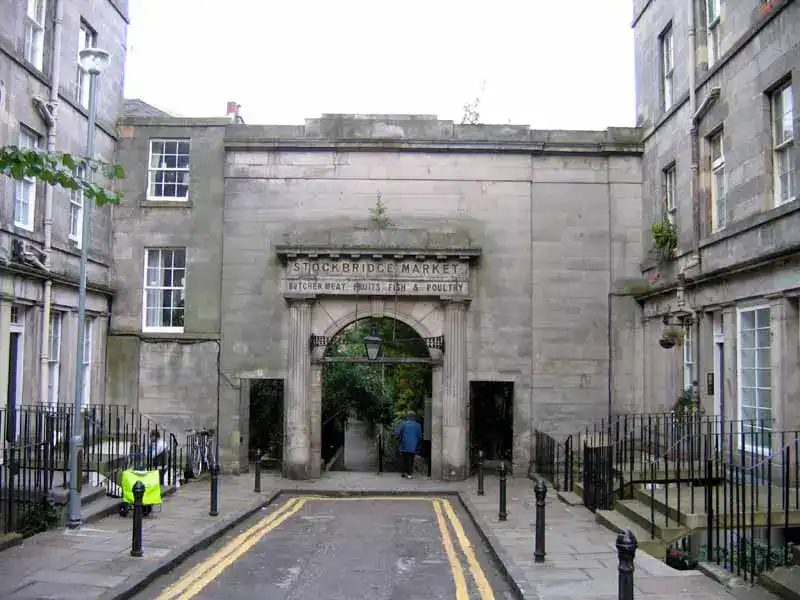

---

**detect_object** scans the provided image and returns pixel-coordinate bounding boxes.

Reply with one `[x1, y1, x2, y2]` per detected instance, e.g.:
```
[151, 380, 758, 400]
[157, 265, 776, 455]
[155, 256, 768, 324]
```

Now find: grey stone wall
[619, 0, 800, 426]
[1, 0, 127, 409]
[110, 113, 644, 471]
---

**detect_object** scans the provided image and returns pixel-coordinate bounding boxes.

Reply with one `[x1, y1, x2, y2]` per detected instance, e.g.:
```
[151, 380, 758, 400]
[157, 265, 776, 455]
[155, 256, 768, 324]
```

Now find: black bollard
[254, 449, 261, 493]
[130, 481, 144, 557]
[209, 464, 220, 517]
[498, 461, 508, 522]
[616, 529, 638, 600]
[477, 450, 485, 496]
[534, 478, 547, 563]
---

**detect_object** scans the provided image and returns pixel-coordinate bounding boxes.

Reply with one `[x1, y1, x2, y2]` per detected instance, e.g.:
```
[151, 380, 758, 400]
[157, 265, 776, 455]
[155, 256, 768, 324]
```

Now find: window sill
[699, 199, 800, 249]
[140, 199, 193, 209]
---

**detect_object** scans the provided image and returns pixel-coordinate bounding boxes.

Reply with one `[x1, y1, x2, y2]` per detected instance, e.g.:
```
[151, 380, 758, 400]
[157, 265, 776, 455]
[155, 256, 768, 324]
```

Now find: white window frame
[69, 166, 85, 247]
[660, 25, 675, 111]
[772, 81, 795, 206]
[142, 248, 186, 333]
[82, 317, 93, 409]
[76, 20, 97, 109]
[48, 312, 62, 408]
[709, 131, 726, 232]
[147, 139, 191, 201]
[683, 322, 695, 391]
[14, 128, 40, 231]
[736, 305, 772, 456]
[24, 0, 46, 70]
[706, 0, 721, 66]
[663, 163, 677, 223]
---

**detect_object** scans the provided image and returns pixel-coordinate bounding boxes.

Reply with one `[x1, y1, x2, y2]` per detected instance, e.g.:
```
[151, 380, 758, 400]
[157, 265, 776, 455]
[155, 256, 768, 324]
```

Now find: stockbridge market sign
[283, 258, 471, 297]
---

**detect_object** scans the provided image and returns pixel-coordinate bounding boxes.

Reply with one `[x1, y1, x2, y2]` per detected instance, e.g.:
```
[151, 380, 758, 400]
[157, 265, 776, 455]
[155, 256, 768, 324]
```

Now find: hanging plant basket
[659, 326, 684, 349]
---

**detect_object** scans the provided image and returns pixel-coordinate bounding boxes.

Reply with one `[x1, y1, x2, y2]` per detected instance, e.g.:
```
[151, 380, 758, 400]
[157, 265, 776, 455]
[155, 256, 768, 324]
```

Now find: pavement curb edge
[457, 492, 538, 600]
[99, 489, 283, 600]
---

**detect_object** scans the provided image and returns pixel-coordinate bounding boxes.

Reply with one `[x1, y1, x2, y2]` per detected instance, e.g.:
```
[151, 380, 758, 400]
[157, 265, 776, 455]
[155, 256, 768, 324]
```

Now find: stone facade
[615, 1, 800, 436]
[109, 110, 643, 478]
[0, 1, 128, 414]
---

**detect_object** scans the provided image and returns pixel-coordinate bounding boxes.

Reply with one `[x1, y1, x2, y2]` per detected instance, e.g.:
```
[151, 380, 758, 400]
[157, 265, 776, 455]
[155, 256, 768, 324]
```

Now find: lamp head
[363, 326, 382, 361]
[78, 48, 111, 74]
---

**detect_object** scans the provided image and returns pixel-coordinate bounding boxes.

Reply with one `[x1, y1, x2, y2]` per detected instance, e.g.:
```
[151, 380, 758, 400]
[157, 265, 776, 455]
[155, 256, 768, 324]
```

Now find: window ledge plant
[650, 219, 678, 265]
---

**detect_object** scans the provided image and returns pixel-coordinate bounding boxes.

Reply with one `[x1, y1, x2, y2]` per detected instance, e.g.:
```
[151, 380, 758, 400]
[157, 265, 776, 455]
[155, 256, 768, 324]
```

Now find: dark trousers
[402, 452, 415, 476]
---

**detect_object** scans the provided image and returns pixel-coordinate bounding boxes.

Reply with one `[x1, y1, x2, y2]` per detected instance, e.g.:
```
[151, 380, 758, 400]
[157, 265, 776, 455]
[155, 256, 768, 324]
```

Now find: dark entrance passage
[469, 381, 513, 467]
[321, 317, 433, 474]
[249, 379, 284, 471]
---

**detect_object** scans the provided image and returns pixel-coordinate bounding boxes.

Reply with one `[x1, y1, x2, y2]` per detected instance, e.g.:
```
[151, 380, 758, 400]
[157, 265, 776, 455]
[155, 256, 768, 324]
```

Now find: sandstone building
[109, 110, 643, 478]
[1, 1, 128, 420]
[620, 0, 799, 440]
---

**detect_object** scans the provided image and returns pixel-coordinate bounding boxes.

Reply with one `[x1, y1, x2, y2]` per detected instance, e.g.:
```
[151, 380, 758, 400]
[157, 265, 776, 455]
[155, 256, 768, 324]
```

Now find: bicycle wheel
[189, 443, 202, 478]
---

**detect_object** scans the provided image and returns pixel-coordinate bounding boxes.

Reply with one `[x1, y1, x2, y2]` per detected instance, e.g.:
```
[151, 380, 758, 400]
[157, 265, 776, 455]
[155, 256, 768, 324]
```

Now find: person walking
[395, 411, 422, 479]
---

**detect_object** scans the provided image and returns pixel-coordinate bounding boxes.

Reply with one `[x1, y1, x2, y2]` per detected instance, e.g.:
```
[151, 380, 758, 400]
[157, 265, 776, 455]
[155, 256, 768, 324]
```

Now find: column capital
[441, 297, 470, 310]
[285, 295, 316, 306]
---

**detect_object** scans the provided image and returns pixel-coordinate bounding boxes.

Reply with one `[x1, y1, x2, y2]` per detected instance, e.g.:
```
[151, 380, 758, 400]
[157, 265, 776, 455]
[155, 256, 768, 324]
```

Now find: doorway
[321, 317, 433, 473]
[5, 307, 24, 443]
[248, 379, 284, 471]
[469, 381, 513, 467]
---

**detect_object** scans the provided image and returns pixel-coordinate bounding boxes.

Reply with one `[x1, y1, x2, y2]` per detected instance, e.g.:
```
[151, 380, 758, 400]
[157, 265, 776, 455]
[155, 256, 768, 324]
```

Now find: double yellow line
[154, 497, 306, 600]
[433, 498, 495, 600]
[154, 495, 494, 600]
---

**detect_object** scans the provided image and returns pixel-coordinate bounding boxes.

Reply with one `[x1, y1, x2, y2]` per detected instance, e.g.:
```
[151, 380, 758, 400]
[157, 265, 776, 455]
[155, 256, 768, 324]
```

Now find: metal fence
[533, 412, 800, 582]
[1, 404, 185, 536]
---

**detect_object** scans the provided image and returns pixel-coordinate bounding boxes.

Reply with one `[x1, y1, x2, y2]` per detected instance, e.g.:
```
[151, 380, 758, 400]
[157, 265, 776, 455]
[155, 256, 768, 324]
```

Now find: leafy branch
[0, 146, 125, 206]
[650, 219, 678, 264]
[369, 193, 391, 230]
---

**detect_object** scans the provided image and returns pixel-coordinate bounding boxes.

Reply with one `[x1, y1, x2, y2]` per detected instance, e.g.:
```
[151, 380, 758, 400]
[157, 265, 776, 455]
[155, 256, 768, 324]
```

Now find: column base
[282, 461, 312, 480]
[441, 463, 468, 481]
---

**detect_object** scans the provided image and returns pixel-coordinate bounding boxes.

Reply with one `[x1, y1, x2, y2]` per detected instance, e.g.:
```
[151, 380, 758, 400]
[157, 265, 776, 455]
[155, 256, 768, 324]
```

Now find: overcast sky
[123, 1, 636, 130]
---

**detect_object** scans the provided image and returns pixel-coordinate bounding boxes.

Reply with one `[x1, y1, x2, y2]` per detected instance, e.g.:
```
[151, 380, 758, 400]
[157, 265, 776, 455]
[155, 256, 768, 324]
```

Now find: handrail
[722, 436, 800, 472]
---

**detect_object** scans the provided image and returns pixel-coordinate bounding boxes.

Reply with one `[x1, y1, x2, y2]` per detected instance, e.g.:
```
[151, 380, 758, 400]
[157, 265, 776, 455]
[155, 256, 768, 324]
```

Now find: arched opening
[321, 317, 433, 474]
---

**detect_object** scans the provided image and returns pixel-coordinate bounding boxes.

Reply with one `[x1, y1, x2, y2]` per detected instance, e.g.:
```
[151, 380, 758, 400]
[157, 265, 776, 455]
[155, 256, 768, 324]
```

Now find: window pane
[756, 368, 771, 388]
[756, 329, 770, 349]
[740, 310, 756, 330]
[740, 349, 755, 368]
[757, 389, 772, 411]
[756, 308, 770, 328]
[740, 330, 755, 349]
[757, 348, 771, 368]
[741, 368, 756, 388]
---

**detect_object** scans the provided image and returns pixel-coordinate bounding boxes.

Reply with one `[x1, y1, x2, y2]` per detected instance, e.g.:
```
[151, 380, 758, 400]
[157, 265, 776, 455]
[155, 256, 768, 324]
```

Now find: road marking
[154, 497, 302, 600]
[433, 499, 469, 600]
[440, 498, 496, 600]
[298, 494, 449, 501]
[172, 498, 307, 600]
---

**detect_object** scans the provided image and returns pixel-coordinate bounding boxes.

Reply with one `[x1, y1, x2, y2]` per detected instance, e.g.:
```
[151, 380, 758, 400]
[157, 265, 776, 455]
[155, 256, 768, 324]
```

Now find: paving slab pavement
[0, 469, 782, 600]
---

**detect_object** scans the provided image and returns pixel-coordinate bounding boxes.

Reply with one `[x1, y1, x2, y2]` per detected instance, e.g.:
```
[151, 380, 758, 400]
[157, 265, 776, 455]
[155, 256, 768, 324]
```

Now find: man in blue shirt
[395, 411, 422, 479]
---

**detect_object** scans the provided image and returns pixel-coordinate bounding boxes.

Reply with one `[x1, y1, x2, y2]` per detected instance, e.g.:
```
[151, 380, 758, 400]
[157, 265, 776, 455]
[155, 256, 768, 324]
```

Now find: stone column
[442, 299, 468, 480]
[284, 298, 313, 480]
[309, 364, 323, 478]
[771, 296, 799, 433]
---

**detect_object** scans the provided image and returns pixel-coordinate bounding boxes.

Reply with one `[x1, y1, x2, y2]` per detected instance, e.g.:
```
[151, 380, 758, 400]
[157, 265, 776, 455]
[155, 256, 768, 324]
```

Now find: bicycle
[185, 427, 216, 478]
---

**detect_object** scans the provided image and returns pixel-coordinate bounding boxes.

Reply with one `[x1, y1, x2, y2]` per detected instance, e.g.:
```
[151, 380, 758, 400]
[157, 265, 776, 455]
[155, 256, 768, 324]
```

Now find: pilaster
[284, 297, 313, 479]
[721, 305, 737, 423]
[771, 296, 799, 432]
[441, 298, 468, 480]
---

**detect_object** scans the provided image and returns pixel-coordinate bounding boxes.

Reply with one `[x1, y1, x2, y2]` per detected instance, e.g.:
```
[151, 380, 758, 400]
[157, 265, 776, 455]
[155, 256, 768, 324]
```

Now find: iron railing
[1, 404, 185, 535]
[533, 412, 800, 581]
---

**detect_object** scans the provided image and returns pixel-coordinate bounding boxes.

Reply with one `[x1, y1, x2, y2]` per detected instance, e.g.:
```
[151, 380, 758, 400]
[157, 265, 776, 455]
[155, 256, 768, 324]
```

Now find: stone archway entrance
[276, 241, 480, 481]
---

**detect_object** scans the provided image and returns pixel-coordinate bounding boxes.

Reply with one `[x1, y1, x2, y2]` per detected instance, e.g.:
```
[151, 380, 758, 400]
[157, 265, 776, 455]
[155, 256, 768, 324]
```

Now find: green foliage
[0, 146, 124, 206]
[673, 387, 702, 420]
[322, 318, 432, 433]
[369, 193, 391, 230]
[18, 497, 60, 538]
[699, 540, 797, 574]
[650, 219, 678, 263]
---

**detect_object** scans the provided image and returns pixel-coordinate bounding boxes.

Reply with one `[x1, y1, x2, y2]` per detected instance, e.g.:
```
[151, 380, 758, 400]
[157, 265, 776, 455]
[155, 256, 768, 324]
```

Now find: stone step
[761, 565, 800, 600]
[594, 508, 667, 560]
[615, 498, 689, 542]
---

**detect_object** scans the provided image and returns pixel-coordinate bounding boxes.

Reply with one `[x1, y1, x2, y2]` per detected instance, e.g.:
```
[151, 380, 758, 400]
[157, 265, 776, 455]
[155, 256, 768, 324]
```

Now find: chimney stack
[226, 101, 241, 122]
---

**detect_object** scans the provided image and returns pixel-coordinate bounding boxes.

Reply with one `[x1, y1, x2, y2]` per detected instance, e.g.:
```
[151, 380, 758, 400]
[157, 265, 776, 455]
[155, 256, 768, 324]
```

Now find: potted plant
[659, 326, 684, 349]
[650, 219, 678, 264]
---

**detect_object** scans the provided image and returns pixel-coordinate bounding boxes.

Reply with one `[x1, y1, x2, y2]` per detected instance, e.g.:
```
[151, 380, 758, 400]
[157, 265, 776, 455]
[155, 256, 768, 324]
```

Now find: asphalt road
[135, 494, 515, 600]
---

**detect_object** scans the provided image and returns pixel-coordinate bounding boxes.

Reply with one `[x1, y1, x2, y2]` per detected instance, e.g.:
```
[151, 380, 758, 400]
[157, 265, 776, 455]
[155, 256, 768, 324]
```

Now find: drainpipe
[38, 0, 63, 408]
[688, 0, 700, 265]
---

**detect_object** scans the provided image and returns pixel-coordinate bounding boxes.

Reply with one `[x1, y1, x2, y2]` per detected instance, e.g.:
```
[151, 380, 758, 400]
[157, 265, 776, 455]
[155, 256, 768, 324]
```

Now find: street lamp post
[67, 47, 111, 530]
[363, 326, 382, 361]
